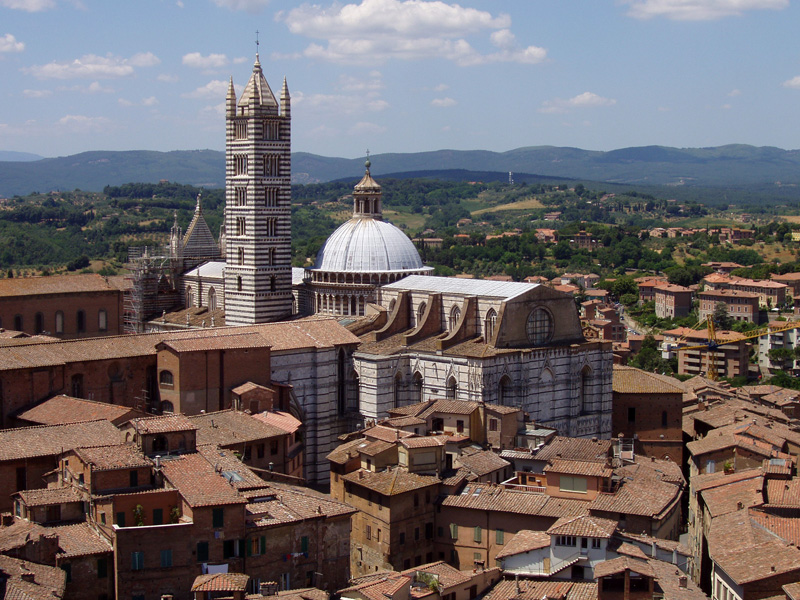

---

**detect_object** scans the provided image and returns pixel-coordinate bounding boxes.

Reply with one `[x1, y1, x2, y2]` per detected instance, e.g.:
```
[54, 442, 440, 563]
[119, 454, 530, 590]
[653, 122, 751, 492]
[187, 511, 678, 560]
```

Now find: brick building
[653, 284, 693, 319]
[698, 290, 759, 324]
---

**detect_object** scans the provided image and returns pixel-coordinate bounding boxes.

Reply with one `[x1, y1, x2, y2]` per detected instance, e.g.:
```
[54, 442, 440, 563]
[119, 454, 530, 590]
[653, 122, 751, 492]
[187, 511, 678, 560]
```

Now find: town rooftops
[546, 515, 617, 539]
[16, 395, 146, 427]
[50, 522, 113, 558]
[363, 425, 414, 443]
[189, 409, 287, 446]
[192, 573, 251, 592]
[495, 530, 551, 559]
[73, 443, 152, 471]
[532, 436, 612, 464]
[341, 467, 439, 495]
[594, 555, 654, 579]
[766, 478, 800, 508]
[700, 476, 765, 518]
[698, 289, 760, 299]
[612, 366, 685, 395]
[399, 561, 477, 590]
[589, 457, 684, 519]
[326, 438, 365, 465]
[382, 274, 539, 300]
[484, 579, 597, 600]
[16, 486, 86, 508]
[253, 410, 302, 434]
[196, 445, 267, 490]
[456, 450, 510, 478]
[0, 420, 123, 462]
[130, 413, 196, 435]
[0, 273, 118, 297]
[159, 452, 246, 508]
[440, 484, 589, 519]
[157, 331, 272, 353]
[0, 554, 67, 600]
[545, 459, 613, 478]
[245, 482, 356, 527]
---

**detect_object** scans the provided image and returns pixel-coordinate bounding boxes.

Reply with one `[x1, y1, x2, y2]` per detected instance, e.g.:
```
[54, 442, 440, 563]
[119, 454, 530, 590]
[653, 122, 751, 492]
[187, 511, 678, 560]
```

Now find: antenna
[255, 30, 260, 55]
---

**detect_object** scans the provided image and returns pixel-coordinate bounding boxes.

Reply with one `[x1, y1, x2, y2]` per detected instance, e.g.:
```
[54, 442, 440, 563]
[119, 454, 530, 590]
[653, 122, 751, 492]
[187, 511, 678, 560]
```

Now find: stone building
[352, 276, 612, 438]
[304, 160, 433, 317]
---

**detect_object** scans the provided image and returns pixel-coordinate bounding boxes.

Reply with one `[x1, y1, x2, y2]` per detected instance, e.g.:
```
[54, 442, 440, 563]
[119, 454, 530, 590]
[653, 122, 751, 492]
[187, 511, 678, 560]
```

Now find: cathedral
[132, 53, 612, 442]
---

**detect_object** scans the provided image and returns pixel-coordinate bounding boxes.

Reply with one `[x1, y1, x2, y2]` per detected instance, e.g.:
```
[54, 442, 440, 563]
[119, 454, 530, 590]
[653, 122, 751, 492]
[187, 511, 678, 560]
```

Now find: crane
[676, 316, 800, 380]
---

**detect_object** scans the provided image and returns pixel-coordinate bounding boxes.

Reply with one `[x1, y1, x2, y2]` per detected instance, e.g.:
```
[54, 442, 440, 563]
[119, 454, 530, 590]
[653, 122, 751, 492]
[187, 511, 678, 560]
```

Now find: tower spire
[226, 76, 236, 116]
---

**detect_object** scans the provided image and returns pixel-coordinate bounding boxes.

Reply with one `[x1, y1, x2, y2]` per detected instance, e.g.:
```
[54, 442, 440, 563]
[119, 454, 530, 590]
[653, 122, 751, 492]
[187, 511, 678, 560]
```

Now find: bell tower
[223, 53, 292, 324]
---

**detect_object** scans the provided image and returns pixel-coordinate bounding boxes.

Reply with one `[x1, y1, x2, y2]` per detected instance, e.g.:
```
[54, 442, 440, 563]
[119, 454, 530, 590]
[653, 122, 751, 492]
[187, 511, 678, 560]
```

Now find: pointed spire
[195, 192, 203, 215]
[281, 76, 290, 118]
[227, 76, 236, 116]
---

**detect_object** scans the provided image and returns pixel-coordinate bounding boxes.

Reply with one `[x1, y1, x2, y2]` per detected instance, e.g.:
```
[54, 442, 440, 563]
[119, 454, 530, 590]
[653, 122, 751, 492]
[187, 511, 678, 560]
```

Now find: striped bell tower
[223, 54, 292, 324]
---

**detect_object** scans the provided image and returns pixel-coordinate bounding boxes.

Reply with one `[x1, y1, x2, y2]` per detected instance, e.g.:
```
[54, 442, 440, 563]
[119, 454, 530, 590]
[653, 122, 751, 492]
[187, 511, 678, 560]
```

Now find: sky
[2, 0, 800, 158]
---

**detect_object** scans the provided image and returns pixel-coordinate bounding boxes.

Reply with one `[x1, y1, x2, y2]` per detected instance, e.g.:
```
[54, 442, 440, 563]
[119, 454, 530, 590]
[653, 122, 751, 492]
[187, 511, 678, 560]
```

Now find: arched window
[416, 301, 427, 326]
[34, 312, 44, 334]
[499, 375, 511, 405]
[71, 374, 84, 398]
[207, 288, 216, 311]
[186, 287, 194, 308]
[579, 366, 592, 414]
[413, 371, 424, 403]
[237, 276, 243, 292]
[76, 310, 86, 333]
[446, 376, 457, 400]
[238, 247, 244, 266]
[449, 305, 461, 331]
[526, 307, 553, 345]
[485, 309, 497, 342]
[98, 309, 107, 332]
[394, 372, 403, 408]
[161, 401, 175, 413]
[153, 435, 168, 452]
[55, 311, 64, 334]
[159, 370, 174, 387]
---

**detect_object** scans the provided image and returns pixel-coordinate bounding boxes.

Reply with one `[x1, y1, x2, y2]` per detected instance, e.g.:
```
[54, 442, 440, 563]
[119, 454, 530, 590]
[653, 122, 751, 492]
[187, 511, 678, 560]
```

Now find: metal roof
[183, 261, 226, 279]
[383, 274, 539, 299]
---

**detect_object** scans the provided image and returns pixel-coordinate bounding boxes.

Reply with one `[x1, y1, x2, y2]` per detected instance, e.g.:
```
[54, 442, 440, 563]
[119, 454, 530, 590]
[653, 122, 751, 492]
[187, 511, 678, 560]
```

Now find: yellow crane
[677, 317, 800, 380]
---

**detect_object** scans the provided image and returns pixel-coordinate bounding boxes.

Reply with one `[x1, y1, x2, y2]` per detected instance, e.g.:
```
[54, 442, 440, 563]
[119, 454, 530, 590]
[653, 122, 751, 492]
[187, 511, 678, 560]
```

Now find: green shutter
[450, 523, 458, 539]
[474, 526, 482, 543]
[496, 529, 504, 544]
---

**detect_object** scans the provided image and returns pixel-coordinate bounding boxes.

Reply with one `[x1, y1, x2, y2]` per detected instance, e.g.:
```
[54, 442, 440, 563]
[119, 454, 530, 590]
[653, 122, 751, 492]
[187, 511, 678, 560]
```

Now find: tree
[712, 302, 733, 330]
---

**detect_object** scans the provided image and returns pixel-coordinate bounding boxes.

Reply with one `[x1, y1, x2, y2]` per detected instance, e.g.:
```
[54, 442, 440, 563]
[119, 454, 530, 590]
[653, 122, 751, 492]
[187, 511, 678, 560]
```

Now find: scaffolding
[123, 246, 180, 334]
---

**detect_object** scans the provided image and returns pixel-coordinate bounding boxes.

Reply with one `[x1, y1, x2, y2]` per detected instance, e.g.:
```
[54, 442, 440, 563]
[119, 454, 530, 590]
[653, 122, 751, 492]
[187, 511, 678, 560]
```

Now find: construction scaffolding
[123, 246, 181, 334]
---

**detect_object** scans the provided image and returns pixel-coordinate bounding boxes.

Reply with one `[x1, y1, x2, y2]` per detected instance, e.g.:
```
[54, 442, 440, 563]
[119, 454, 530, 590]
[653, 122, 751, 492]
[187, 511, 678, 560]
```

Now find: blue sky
[2, 0, 800, 158]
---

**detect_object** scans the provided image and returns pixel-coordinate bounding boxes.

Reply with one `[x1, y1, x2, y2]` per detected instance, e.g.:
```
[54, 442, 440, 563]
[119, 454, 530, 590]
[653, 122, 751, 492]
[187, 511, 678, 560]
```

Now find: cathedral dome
[313, 217, 425, 273]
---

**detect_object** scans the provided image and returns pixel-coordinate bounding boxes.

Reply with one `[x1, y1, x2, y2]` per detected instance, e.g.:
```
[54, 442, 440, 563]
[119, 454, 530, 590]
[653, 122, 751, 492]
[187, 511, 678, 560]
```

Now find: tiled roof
[363, 425, 414, 443]
[192, 573, 251, 592]
[766, 479, 800, 507]
[750, 509, 800, 546]
[339, 574, 410, 600]
[196, 445, 268, 490]
[387, 401, 434, 417]
[74, 443, 151, 471]
[484, 579, 597, 600]
[687, 431, 773, 459]
[546, 515, 617, 539]
[400, 436, 446, 449]
[160, 452, 246, 507]
[545, 459, 613, 478]
[441, 485, 589, 519]
[646, 558, 713, 600]
[341, 468, 439, 496]
[532, 436, 611, 463]
[594, 556, 654, 578]
[589, 457, 684, 519]
[399, 561, 474, 589]
[419, 399, 481, 417]
[0, 518, 51, 553]
[456, 450, 509, 477]
[484, 403, 521, 415]
[50, 522, 112, 558]
[612, 366, 685, 395]
[16, 395, 146, 426]
[495, 530, 551, 559]
[0, 420, 123, 462]
[254, 588, 328, 600]
[158, 331, 271, 353]
[784, 582, 800, 600]
[0, 273, 118, 297]
[690, 468, 762, 493]
[326, 438, 365, 465]
[190, 410, 286, 446]
[245, 482, 356, 527]
[17, 486, 86, 507]
[359, 439, 396, 457]
[252, 410, 302, 434]
[130, 413, 197, 435]
[0, 554, 66, 600]
[380, 415, 427, 427]
[613, 542, 649, 560]
[701, 476, 764, 518]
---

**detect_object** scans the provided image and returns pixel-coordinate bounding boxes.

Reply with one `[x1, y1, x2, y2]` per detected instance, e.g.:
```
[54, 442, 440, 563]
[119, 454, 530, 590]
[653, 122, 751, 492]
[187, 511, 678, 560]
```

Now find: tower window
[235, 121, 247, 140]
[237, 276, 243, 292]
[265, 187, 277, 207]
[266, 218, 276, 237]
[264, 154, 279, 177]
[235, 187, 247, 206]
[238, 247, 245, 265]
[234, 154, 247, 176]
[264, 120, 279, 140]
[236, 217, 246, 236]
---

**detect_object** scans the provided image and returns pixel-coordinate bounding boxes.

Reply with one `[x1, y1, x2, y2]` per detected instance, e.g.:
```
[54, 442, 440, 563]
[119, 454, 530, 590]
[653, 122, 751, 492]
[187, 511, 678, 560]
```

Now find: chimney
[515, 574, 520, 594]
[1, 514, 14, 526]
[20, 572, 34, 583]
[672, 548, 678, 564]
[154, 455, 161, 470]
[737, 501, 744, 510]
[651, 541, 657, 557]
[161, 595, 174, 600]
[261, 582, 279, 596]
[678, 576, 687, 589]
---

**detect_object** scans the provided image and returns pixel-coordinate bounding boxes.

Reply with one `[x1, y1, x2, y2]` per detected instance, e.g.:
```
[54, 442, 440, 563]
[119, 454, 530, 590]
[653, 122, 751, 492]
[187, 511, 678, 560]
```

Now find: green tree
[712, 302, 733, 330]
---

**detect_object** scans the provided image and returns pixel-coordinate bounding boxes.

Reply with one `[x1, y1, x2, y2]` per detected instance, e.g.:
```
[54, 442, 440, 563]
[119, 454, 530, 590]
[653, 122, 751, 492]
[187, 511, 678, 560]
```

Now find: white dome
[313, 217, 426, 273]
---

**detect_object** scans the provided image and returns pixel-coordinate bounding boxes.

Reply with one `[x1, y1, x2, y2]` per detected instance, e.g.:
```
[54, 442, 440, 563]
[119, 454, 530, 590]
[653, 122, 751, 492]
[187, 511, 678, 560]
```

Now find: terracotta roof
[0, 518, 52, 553]
[546, 515, 617, 538]
[594, 556, 655, 578]
[484, 403, 521, 415]
[74, 443, 151, 471]
[160, 452, 247, 507]
[766, 478, 800, 507]
[192, 573, 251, 592]
[326, 438, 365, 465]
[784, 582, 800, 600]
[158, 331, 271, 353]
[359, 439, 396, 457]
[419, 399, 481, 417]
[687, 431, 773, 459]
[16, 395, 146, 426]
[485, 579, 597, 600]
[341, 468, 439, 496]
[254, 588, 328, 600]
[130, 414, 197, 435]
[532, 436, 612, 463]
[17, 486, 86, 508]
[495, 530, 551, 559]
[0, 273, 118, 298]
[400, 436, 446, 449]
[381, 416, 427, 428]
[690, 468, 762, 493]
[589, 457, 684, 518]
[545, 459, 613, 478]
[750, 509, 800, 546]
[245, 481, 355, 527]
[646, 558, 713, 600]
[701, 476, 764, 518]
[339, 574, 409, 600]
[363, 425, 414, 443]
[50, 522, 112, 558]
[253, 410, 302, 434]
[456, 450, 509, 477]
[0, 420, 123, 462]
[190, 410, 286, 446]
[612, 366, 685, 395]
[0, 554, 66, 600]
[399, 561, 475, 589]
[196, 445, 269, 490]
[441, 485, 589, 519]
[614, 542, 649, 560]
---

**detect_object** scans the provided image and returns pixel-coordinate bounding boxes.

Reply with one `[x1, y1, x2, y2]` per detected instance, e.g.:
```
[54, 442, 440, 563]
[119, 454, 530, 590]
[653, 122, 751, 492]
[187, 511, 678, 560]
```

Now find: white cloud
[142, 96, 158, 106]
[782, 76, 800, 89]
[349, 121, 387, 135]
[431, 97, 456, 107]
[176, 0, 184, 6]
[182, 52, 228, 69]
[182, 79, 230, 99]
[211, 0, 270, 12]
[0, 33, 25, 53]
[0, 0, 55, 11]
[233, 56, 248, 64]
[337, 72, 384, 93]
[728, 88, 741, 97]
[157, 73, 179, 83]
[25, 52, 160, 79]
[433, 83, 449, 92]
[278, 0, 545, 66]
[622, 0, 787, 20]
[23, 89, 52, 98]
[539, 92, 616, 114]
[57, 114, 111, 132]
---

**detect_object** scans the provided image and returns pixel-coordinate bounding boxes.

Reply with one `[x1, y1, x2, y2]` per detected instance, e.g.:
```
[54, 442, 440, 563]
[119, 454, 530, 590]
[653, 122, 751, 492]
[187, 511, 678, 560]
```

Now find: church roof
[238, 54, 278, 109]
[183, 261, 226, 280]
[182, 196, 221, 259]
[312, 217, 430, 273]
[382, 275, 539, 300]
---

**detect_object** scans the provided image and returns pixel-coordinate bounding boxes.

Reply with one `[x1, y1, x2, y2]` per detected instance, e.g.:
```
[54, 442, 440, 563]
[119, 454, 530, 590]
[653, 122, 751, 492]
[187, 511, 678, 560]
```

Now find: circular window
[526, 307, 554, 345]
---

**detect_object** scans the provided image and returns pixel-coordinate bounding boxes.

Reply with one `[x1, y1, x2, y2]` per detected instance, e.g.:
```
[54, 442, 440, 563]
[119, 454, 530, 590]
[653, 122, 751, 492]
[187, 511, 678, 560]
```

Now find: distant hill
[0, 151, 43, 162]
[3, 144, 800, 197]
